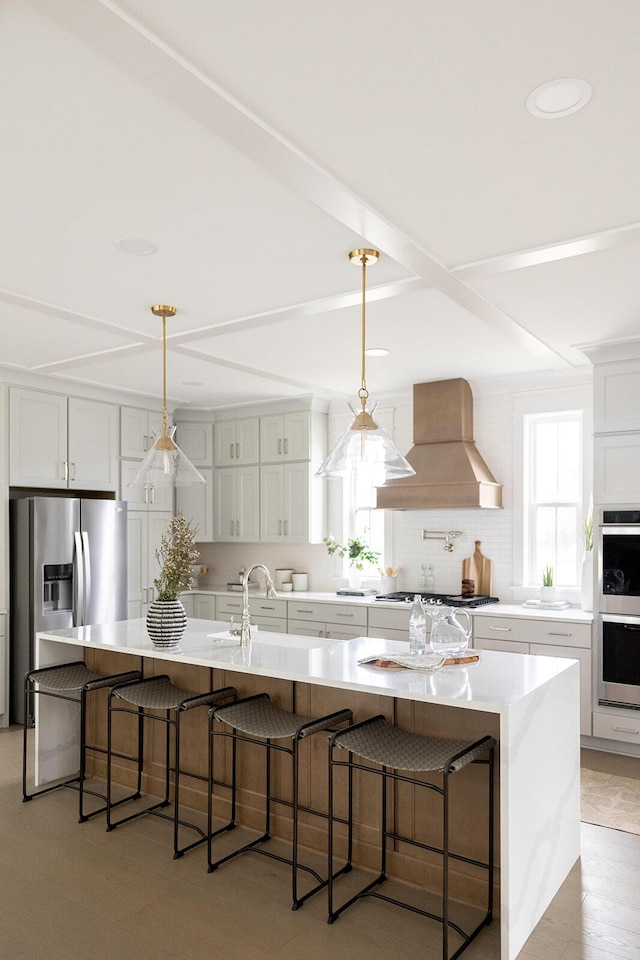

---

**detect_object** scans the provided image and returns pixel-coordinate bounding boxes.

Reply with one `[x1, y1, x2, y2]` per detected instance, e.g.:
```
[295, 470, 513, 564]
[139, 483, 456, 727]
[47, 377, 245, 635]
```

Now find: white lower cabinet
[592, 711, 640, 745]
[181, 593, 216, 620]
[287, 600, 367, 640]
[367, 606, 411, 644]
[217, 595, 288, 633]
[126, 511, 172, 619]
[473, 614, 593, 735]
[214, 467, 259, 542]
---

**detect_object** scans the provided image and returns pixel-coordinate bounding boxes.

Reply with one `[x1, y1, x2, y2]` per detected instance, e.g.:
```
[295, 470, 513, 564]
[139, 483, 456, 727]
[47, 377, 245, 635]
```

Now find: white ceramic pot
[540, 585, 557, 602]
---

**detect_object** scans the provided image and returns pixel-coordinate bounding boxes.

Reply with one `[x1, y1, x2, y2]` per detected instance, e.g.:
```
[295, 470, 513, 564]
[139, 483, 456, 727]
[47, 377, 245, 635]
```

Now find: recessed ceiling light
[365, 347, 389, 357]
[114, 237, 158, 256]
[526, 78, 592, 118]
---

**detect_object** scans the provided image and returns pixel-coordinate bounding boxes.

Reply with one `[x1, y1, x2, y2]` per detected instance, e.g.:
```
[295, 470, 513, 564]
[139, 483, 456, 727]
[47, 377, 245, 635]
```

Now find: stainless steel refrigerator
[9, 496, 128, 723]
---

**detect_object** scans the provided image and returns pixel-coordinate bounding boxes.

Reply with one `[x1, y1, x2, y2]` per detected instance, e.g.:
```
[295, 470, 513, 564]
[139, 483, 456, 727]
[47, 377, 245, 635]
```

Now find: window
[523, 410, 583, 587]
[348, 464, 385, 574]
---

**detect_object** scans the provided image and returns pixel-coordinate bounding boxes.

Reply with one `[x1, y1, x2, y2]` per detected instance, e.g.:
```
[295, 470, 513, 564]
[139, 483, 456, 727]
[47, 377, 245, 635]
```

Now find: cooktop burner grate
[375, 591, 499, 608]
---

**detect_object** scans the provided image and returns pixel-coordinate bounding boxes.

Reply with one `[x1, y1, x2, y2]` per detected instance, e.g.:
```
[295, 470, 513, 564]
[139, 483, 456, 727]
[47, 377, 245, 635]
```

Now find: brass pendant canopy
[131, 305, 205, 487]
[316, 250, 415, 484]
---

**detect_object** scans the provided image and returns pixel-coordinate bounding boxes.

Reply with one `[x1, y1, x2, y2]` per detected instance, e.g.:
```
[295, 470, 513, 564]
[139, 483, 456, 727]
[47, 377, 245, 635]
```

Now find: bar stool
[208, 692, 353, 909]
[328, 715, 495, 960]
[107, 675, 237, 859]
[23, 661, 142, 822]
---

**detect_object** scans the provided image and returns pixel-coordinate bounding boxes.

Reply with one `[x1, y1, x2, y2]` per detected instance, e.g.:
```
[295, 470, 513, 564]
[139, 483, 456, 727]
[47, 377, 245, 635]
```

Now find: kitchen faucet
[240, 564, 277, 647]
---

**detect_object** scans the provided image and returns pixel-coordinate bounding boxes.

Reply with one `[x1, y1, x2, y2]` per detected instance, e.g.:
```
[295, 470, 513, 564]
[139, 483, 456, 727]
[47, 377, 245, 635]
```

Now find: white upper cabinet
[119, 460, 174, 511]
[214, 418, 259, 466]
[10, 388, 118, 491]
[176, 421, 213, 466]
[176, 467, 213, 540]
[120, 406, 165, 459]
[260, 412, 311, 462]
[260, 461, 324, 543]
[214, 465, 260, 542]
[594, 359, 640, 434]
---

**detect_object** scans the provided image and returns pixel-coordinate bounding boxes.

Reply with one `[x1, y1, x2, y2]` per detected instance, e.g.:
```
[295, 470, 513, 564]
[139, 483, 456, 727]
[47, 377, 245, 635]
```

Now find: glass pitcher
[428, 605, 472, 656]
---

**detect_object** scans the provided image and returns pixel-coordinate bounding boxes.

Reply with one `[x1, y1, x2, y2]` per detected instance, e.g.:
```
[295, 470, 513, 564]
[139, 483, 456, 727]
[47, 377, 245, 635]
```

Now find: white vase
[581, 551, 593, 612]
[348, 566, 362, 590]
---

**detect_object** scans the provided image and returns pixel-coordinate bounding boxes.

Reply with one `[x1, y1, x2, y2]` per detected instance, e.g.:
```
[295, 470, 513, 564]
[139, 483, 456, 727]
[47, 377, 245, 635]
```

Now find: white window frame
[512, 381, 592, 602]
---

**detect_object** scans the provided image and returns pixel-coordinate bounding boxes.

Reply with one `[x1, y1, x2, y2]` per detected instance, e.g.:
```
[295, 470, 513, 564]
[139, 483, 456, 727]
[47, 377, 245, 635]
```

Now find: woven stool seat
[107, 675, 237, 860]
[332, 716, 495, 773]
[23, 660, 142, 822]
[208, 692, 353, 909]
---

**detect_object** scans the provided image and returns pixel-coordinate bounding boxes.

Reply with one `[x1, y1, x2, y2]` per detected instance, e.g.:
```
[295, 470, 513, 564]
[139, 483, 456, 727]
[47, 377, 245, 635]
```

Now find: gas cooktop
[375, 591, 499, 608]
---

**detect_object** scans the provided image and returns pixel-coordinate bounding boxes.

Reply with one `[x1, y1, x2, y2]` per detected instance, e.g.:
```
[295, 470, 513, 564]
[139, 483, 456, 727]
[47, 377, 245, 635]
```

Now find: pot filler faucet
[241, 564, 277, 647]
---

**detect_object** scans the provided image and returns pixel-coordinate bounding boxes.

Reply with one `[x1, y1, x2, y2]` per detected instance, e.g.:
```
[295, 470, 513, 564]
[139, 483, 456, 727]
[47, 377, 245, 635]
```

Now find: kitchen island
[35, 619, 580, 960]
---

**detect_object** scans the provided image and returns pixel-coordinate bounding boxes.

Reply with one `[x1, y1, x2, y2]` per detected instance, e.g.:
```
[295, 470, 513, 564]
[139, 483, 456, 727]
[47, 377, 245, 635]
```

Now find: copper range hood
[376, 378, 503, 510]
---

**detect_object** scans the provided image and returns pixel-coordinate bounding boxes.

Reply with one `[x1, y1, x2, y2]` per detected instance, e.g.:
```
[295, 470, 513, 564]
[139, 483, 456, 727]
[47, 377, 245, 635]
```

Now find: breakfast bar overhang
[34, 619, 581, 960]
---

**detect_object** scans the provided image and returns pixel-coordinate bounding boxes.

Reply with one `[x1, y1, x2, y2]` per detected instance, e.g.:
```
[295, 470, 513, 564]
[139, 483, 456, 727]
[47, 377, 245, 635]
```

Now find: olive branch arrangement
[154, 514, 200, 600]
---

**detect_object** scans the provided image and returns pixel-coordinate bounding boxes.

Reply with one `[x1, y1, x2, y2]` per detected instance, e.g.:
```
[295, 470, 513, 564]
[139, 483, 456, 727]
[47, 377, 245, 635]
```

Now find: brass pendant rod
[360, 254, 368, 410]
[161, 311, 168, 435]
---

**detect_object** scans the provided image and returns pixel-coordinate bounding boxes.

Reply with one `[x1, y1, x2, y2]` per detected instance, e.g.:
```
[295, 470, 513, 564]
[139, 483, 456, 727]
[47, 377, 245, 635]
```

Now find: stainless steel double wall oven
[598, 510, 640, 708]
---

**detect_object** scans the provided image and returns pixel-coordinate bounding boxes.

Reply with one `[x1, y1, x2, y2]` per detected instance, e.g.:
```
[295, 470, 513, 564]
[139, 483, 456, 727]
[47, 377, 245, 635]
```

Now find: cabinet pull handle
[490, 626, 511, 632]
[278, 520, 282, 535]
[230, 443, 234, 459]
[336, 612, 354, 618]
[236, 520, 240, 536]
[150, 485, 155, 505]
[63, 461, 68, 481]
[150, 587, 155, 601]
[143, 435, 148, 452]
[259, 605, 275, 610]
[319, 628, 325, 638]
[143, 587, 147, 604]
[278, 438, 282, 455]
[70, 462, 76, 480]
[284, 438, 288, 455]
[229, 521, 234, 536]
[623, 624, 640, 632]
[613, 725, 639, 735]
[296, 609, 314, 613]
[236, 442, 240, 458]
[284, 520, 288, 535]
[548, 631, 571, 637]
[325, 628, 331, 638]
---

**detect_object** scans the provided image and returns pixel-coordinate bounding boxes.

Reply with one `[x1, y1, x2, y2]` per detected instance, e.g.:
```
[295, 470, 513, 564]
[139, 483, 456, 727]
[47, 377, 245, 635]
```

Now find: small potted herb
[147, 514, 200, 646]
[324, 533, 380, 589]
[540, 565, 556, 602]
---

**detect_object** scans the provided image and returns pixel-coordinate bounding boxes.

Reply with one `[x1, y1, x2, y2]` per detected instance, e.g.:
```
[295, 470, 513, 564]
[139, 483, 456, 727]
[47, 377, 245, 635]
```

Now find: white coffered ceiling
[2, 0, 639, 409]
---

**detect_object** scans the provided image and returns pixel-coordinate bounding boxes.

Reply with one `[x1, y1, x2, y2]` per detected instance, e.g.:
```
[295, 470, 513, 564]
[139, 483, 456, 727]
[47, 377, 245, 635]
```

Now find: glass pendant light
[316, 250, 415, 484]
[131, 305, 205, 487]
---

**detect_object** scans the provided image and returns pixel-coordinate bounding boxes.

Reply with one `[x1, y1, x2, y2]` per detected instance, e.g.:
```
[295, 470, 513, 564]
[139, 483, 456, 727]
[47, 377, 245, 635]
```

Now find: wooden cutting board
[461, 541, 493, 596]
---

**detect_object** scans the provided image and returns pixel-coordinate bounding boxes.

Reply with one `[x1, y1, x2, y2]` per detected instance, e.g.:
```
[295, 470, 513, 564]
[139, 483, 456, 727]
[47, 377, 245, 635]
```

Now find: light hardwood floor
[2, 725, 640, 960]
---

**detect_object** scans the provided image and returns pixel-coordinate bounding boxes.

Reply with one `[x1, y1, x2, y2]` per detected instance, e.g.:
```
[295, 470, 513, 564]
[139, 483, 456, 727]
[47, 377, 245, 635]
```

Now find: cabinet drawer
[474, 637, 529, 654]
[251, 615, 288, 633]
[593, 711, 640, 744]
[473, 615, 592, 649]
[248, 597, 288, 618]
[368, 627, 409, 643]
[288, 618, 323, 638]
[368, 606, 412, 632]
[217, 595, 244, 615]
[287, 601, 367, 627]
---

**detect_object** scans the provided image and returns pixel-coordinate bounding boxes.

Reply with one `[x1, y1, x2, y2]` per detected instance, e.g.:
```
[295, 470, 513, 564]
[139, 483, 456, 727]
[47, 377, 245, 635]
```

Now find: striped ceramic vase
[146, 599, 187, 647]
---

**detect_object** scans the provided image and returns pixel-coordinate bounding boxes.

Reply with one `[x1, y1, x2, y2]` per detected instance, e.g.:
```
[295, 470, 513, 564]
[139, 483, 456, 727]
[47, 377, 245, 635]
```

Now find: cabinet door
[284, 462, 310, 541]
[214, 421, 237, 466]
[176, 422, 213, 466]
[176, 468, 213, 541]
[530, 643, 592, 736]
[214, 468, 237, 541]
[237, 466, 260, 541]
[595, 435, 640, 504]
[68, 398, 118, 491]
[147, 512, 172, 605]
[126, 511, 146, 618]
[324, 624, 364, 641]
[236, 418, 259, 464]
[260, 463, 284, 541]
[194, 595, 216, 619]
[260, 415, 284, 463]
[252, 615, 288, 633]
[474, 637, 529, 654]
[594, 360, 640, 434]
[284, 411, 310, 460]
[9, 388, 67, 488]
[121, 407, 149, 458]
[181, 593, 195, 617]
[287, 618, 323, 638]
[120, 461, 148, 507]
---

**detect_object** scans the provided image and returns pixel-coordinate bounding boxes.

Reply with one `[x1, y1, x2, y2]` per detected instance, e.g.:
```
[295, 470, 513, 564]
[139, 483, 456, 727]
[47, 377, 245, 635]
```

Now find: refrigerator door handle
[74, 530, 85, 627]
[81, 531, 91, 626]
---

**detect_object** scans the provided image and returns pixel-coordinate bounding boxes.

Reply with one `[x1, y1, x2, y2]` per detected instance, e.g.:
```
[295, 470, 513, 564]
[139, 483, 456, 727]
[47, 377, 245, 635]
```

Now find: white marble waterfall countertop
[37, 618, 576, 715]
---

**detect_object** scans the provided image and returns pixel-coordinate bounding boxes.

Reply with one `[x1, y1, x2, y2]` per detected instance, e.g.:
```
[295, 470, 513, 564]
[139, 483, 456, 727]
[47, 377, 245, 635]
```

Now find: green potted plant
[147, 514, 200, 646]
[540, 565, 556, 602]
[323, 533, 380, 589]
